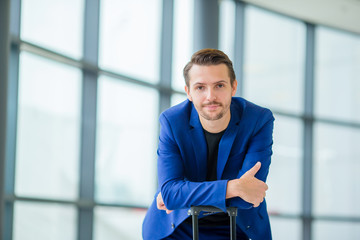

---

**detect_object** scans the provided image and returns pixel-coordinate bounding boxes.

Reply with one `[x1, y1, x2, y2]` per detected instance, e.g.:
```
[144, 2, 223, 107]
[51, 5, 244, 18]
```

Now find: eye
[217, 84, 224, 88]
[196, 86, 204, 90]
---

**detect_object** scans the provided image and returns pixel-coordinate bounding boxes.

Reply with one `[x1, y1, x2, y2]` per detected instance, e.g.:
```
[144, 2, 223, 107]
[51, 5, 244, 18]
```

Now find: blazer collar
[188, 100, 243, 180]
[217, 102, 242, 179]
[189, 104, 207, 180]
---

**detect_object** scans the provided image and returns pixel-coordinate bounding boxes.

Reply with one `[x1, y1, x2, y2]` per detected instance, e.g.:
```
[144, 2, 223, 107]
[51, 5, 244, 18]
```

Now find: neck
[200, 112, 231, 133]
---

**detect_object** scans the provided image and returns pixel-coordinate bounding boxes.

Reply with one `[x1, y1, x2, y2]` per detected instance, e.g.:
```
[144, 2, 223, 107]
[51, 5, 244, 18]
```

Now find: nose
[206, 88, 216, 101]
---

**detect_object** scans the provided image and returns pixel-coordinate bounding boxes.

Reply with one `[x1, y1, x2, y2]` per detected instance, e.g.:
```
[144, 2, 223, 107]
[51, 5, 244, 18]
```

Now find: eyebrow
[192, 80, 228, 87]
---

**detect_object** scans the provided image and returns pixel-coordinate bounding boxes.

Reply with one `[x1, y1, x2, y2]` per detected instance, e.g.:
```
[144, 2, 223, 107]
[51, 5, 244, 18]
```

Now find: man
[142, 49, 274, 240]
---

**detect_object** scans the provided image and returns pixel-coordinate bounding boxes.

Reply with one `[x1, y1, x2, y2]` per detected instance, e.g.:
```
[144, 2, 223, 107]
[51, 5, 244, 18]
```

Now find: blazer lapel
[189, 104, 208, 181]
[217, 102, 242, 180]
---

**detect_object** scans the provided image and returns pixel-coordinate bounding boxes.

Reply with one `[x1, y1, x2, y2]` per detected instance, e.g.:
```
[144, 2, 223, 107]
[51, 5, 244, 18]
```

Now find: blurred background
[0, 0, 360, 239]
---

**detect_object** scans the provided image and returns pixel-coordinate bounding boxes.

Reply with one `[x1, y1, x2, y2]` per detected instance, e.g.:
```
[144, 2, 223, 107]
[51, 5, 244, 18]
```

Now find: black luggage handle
[187, 206, 238, 240]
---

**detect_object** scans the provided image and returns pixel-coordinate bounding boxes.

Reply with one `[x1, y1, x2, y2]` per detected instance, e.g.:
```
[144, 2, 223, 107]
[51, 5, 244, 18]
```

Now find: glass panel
[15, 52, 81, 200]
[219, 0, 235, 61]
[243, 6, 305, 114]
[314, 123, 360, 217]
[94, 207, 146, 240]
[96, 76, 158, 206]
[13, 202, 76, 240]
[315, 27, 360, 123]
[171, 0, 194, 91]
[270, 217, 301, 240]
[99, 0, 161, 83]
[21, 0, 84, 59]
[171, 93, 187, 107]
[313, 221, 360, 240]
[266, 115, 303, 215]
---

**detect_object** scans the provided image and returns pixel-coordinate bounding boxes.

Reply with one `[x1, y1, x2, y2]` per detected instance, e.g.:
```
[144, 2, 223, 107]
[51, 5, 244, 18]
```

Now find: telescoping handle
[187, 206, 238, 240]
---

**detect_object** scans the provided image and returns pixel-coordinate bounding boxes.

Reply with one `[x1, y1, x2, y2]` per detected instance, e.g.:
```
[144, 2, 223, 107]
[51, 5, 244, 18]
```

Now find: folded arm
[157, 114, 228, 211]
[227, 108, 274, 208]
[157, 108, 274, 212]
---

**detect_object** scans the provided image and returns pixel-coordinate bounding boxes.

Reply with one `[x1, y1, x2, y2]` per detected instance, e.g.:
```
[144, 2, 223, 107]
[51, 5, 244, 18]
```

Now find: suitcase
[187, 206, 238, 240]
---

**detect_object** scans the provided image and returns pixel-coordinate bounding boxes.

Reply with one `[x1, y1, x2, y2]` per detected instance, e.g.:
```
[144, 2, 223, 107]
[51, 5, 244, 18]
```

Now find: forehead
[188, 64, 230, 85]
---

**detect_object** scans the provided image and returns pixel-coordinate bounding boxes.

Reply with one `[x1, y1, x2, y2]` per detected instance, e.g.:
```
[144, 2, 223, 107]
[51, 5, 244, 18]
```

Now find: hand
[226, 162, 268, 207]
[156, 192, 173, 214]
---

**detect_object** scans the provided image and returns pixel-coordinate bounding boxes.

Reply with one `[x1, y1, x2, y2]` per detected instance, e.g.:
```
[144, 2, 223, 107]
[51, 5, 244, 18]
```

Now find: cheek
[190, 93, 204, 102]
[219, 92, 232, 100]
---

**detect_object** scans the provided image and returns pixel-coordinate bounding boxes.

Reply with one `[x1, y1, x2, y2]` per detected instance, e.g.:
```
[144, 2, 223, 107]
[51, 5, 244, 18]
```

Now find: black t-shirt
[185, 128, 229, 226]
[204, 128, 226, 181]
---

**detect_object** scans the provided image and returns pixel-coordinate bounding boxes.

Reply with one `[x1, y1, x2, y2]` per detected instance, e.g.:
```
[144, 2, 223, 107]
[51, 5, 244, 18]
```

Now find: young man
[143, 49, 274, 240]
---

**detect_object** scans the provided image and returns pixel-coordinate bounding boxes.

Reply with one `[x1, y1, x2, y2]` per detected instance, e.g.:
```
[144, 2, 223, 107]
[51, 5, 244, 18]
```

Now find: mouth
[203, 103, 221, 111]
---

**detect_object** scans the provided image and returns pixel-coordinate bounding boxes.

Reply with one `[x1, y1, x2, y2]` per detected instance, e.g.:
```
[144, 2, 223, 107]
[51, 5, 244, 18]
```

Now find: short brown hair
[183, 48, 236, 87]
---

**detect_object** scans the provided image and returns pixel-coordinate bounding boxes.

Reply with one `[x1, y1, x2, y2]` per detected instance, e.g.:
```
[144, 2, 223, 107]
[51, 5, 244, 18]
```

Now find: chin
[204, 114, 224, 121]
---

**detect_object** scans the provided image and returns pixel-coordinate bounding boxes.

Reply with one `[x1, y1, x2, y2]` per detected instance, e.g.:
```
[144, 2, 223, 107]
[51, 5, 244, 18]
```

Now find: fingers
[156, 193, 165, 210]
[253, 187, 269, 208]
[245, 162, 261, 177]
[253, 197, 265, 208]
[156, 192, 173, 214]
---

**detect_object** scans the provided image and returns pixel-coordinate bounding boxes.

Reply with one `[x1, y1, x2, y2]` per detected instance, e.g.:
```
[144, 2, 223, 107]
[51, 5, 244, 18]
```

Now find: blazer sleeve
[157, 114, 229, 212]
[228, 108, 275, 209]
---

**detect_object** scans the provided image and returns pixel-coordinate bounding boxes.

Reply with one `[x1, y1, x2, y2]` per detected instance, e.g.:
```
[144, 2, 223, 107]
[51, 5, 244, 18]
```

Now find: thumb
[245, 162, 261, 176]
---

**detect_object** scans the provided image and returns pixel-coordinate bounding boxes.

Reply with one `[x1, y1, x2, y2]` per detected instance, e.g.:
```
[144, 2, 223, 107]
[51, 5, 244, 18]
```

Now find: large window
[94, 207, 146, 240]
[315, 27, 360, 123]
[6, 0, 163, 239]
[13, 202, 77, 240]
[3, 0, 360, 240]
[243, 6, 305, 114]
[312, 26, 360, 239]
[15, 52, 81, 200]
[314, 123, 360, 217]
[267, 116, 303, 215]
[240, 5, 360, 240]
[171, 0, 194, 91]
[20, 0, 84, 59]
[242, 7, 306, 239]
[95, 76, 158, 206]
[99, 0, 161, 83]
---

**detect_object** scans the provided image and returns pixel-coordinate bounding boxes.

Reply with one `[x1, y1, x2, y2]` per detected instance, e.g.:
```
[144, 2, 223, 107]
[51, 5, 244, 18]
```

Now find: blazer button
[171, 223, 175, 229]
[246, 225, 251, 229]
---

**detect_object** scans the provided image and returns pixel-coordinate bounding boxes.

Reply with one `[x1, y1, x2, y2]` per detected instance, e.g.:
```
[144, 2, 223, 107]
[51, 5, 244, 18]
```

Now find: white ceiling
[241, 0, 360, 34]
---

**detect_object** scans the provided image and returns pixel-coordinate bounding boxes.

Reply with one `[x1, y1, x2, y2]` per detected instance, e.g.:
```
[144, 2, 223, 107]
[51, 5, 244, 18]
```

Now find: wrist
[226, 179, 239, 199]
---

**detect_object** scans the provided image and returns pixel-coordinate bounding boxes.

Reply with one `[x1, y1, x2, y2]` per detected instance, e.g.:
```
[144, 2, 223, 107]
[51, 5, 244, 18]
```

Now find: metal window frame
[77, 0, 100, 239]
[2, 0, 21, 239]
[158, 0, 174, 113]
[302, 22, 316, 240]
[0, 0, 11, 239]
[234, 0, 246, 97]
[193, 0, 220, 51]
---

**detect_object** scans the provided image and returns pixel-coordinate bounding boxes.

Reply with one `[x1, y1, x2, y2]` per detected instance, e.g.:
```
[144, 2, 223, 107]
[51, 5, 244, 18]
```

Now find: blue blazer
[142, 97, 274, 240]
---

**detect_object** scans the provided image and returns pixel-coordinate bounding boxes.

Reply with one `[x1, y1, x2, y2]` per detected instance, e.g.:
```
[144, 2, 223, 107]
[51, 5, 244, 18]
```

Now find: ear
[185, 85, 192, 101]
[231, 80, 238, 97]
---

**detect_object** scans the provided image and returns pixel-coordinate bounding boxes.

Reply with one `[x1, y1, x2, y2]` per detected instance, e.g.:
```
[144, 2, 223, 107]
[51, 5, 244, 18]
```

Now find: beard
[198, 101, 230, 121]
